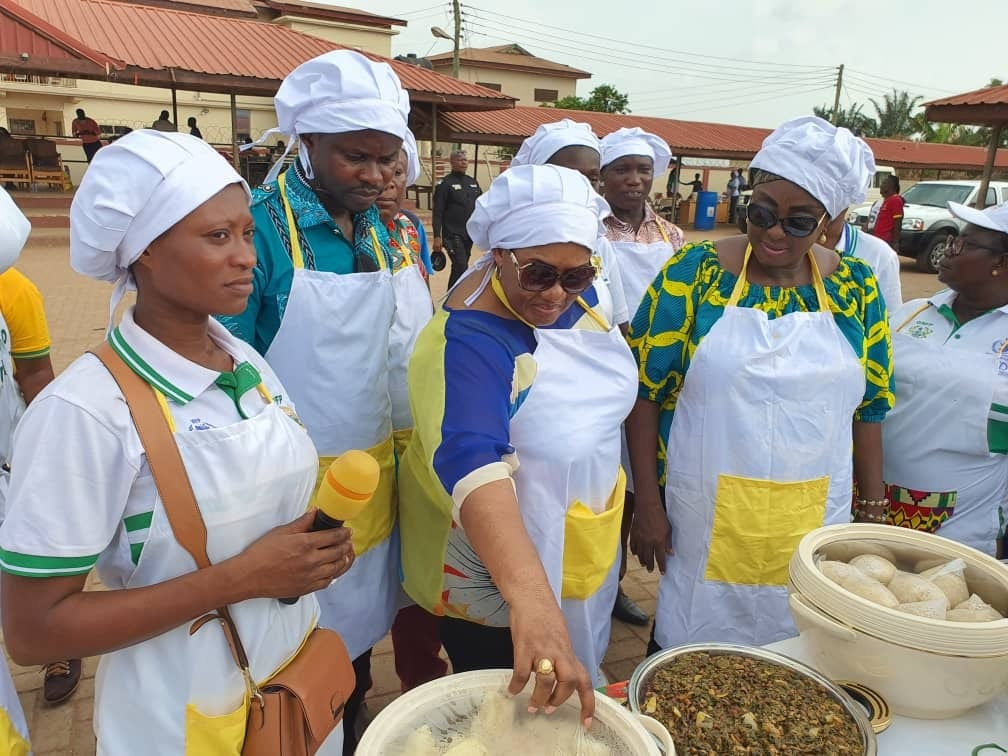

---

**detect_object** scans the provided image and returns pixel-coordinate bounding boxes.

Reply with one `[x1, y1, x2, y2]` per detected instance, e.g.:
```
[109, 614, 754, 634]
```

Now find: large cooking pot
[628, 643, 877, 755]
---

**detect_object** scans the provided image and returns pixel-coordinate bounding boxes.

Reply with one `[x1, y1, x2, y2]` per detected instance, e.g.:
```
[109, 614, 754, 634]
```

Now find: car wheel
[916, 233, 953, 274]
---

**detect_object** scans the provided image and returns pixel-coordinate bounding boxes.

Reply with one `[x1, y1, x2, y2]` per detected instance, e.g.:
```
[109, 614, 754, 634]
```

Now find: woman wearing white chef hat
[599, 126, 684, 316]
[399, 165, 637, 723]
[0, 130, 354, 754]
[883, 201, 1008, 556]
[627, 116, 895, 651]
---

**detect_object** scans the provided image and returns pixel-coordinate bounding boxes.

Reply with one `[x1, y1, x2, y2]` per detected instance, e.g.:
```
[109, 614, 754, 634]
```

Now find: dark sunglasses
[508, 251, 597, 294]
[747, 203, 827, 238]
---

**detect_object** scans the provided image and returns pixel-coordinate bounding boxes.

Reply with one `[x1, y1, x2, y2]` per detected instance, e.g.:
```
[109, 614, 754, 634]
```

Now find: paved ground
[8, 216, 943, 754]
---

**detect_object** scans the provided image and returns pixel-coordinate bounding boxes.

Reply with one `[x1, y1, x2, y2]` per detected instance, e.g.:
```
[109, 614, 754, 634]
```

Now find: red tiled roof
[0, 0, 121, 70]
[112, 0, 259, 16]
[428, 45, 591, 78]
[6, 0, 513, 105]
[260, 0, 406, 28]
[924, 85, 1008, 108]
[439, 106, 1008, 171]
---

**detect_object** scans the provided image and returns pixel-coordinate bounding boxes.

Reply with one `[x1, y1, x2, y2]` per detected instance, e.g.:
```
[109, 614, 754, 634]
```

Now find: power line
[392, 3, 450, 16]
[652, 84, 834, 119]
[464, 19, 833, 86]
[845, 68, 951, 96]
[629, 76, 836, 104]
[655, 82, 833, 115]
[464, 3, 835, 74]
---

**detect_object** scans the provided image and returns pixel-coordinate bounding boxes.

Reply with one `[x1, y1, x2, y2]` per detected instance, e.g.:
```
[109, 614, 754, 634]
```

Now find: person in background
[600, 126, 684, 629]
[627, 116, 893, 652]
[665, 157, 680, 198]
[510, 118, 630, 332]
[727, 169, 743, 223]
[0, 130, 353, 754]
[217, 50, 409, 754]
[870, 175, 903, 252]
[820, 140, 902, 313]
[376, 132, 444, 692]
[400, 165, 634, 717]
[882, 202, 1008, 556]
[0, 188, 44, 752]
[71, 109, 102, 163]
[432, 149, 482, 288]
[151, 110, 176, 132]
[187, 116, 203, 140]
[681, 172, 703, 195]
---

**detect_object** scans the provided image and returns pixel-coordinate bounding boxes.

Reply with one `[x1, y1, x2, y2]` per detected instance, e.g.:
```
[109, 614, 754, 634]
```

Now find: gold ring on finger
[535, 658, 555, 676]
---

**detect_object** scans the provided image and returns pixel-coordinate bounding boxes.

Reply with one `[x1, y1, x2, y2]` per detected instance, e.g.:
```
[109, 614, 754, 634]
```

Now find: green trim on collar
[108, 327, 194, 404]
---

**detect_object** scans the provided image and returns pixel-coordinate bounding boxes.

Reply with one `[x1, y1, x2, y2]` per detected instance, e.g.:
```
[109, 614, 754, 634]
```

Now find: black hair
[159, 110, 170, 120]
[75, 108, 86, 118]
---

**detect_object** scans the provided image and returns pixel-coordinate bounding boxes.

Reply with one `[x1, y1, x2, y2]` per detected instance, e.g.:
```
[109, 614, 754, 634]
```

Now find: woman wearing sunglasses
[399, 165, 637, 725]
[881, 202, 1008, 556]
[626, 116, 894, 651]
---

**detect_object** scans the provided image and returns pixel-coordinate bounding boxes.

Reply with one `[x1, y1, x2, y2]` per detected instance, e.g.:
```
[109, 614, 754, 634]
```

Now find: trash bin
[694, 191, 718, 231]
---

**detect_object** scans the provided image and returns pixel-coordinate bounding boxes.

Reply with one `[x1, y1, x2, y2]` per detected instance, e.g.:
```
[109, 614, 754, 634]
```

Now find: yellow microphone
[280, 450, 380, 605]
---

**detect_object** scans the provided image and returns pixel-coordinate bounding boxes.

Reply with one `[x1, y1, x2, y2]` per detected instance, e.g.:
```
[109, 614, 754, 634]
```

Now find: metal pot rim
[627, 642, 877, 756]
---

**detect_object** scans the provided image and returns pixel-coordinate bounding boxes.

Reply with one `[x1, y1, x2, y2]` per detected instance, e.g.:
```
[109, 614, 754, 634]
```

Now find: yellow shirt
[0, 268, 50, 360]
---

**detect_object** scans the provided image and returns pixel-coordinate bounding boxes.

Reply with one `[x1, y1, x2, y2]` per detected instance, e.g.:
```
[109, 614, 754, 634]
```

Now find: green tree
[869, 89, 923, 138]
[813, 102, 877, 136]
[550, 84, 630, 114]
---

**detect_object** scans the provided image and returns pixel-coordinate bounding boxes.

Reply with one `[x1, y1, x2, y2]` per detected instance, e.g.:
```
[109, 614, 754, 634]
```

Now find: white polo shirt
[836, 223, 903, 313]
[0, 308, 298, 585]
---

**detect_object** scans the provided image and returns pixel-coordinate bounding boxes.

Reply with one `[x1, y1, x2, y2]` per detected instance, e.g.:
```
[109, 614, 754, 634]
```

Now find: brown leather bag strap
[90, 342, 253, 672]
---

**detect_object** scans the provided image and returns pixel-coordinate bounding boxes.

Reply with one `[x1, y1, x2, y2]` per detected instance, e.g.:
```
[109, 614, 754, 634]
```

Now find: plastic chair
[25, 138, 64, 191]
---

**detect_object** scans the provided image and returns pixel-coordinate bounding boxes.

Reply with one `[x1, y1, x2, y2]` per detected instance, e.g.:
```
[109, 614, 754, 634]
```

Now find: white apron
[388, 236, 434, 436]
[883, 303, 1008, 555]
[611, 222, 676, 318]
[94, 383, 342, 755]
[479, 270, 637, 685]
[655, 247, 864, 649]
[262, 174, 399, 660]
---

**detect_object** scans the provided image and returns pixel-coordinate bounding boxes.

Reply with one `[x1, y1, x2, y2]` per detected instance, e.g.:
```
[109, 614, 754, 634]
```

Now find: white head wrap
[401, 129, 421, 186]
[467, 165, 610, 252]
[600, 127, 672, 173]
[0, 187, 30, 274]
[70, 129, 250, 324]
[251, 50, 410, 185]
[750, 115, 877, 219]
[511, 119, 600, 168]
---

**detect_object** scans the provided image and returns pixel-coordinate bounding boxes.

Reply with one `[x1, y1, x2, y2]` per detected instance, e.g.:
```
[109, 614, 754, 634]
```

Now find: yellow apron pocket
[314, 436, 397, 556]
[184, 698, 247, 755]
[0, 707, 29, 756]
[705, 474, 829, 586]
[562, 468, 626, 600]
[393, 427, 413, 461]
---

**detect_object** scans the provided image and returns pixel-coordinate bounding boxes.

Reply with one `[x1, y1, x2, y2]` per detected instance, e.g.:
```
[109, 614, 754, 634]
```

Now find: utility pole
[832, 64, 844, 125]
[451, 0, 461, 79]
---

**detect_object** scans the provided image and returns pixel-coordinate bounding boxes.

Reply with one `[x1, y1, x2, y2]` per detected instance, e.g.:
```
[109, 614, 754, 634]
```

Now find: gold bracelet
[855, 497, 890, 509]
[853, 497, 890, 524]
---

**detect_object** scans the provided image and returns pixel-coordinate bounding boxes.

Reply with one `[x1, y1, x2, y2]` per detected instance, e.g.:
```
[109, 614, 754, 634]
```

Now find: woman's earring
[818, 232, 827, 244]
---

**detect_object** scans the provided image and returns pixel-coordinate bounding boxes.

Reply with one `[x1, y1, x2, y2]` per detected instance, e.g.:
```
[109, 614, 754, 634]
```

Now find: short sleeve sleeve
[853, 266, 895, 423]
[0, 394, 138, 576]
[430, 318, 524, 506]
[629, 243, 709, 407]
[0, 269, 50, 359]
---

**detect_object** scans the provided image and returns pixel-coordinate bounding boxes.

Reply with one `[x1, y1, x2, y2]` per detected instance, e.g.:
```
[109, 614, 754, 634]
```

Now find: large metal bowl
[628, 643, 877, 756]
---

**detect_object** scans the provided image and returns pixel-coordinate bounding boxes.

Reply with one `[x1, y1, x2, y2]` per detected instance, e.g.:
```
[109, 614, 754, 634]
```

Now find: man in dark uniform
[432, 149, 482, 288]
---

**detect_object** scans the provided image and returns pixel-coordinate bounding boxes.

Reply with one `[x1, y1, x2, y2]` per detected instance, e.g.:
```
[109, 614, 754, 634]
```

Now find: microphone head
[316, 450, 380, 522]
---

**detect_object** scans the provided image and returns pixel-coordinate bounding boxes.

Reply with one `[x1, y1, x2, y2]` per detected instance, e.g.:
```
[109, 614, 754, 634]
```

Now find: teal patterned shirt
[629, 241, 895, 485]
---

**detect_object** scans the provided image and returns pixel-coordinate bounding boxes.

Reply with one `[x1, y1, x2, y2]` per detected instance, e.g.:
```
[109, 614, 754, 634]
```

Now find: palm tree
[869, 89, 923, 138]
[812, 103, 877, 136]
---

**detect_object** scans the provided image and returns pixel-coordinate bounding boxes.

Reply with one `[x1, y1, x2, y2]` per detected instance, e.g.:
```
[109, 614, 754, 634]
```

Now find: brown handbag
[93, 342, 355, 755]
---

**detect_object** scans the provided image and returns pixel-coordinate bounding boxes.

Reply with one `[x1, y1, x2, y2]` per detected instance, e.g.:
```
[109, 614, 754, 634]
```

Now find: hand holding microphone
[279, 450, 380, 605]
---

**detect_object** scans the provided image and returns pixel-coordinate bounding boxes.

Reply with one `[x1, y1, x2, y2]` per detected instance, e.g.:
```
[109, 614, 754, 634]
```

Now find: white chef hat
[253, 50, 410, 185]
[750, 115, 876, 219]
[401, 129, 421, 186]
[600, 127, 672, 173]
[467, 165, 610, 252]
[511, 119, 601, 168]
[0, 187, 30, 274]
[948, 201, 1008, 236]
[70, 129, 250, 323]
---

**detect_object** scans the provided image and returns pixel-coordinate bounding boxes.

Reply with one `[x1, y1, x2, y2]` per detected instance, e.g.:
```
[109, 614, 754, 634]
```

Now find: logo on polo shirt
[188, 418, 215, 432]
[907, 320, 933, 340]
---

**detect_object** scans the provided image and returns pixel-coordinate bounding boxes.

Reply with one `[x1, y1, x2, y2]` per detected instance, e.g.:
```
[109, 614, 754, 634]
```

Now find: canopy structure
[924, 85, 1008, 209]
[0, 0, 514, 171]
[438, 105, 1008, 173]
